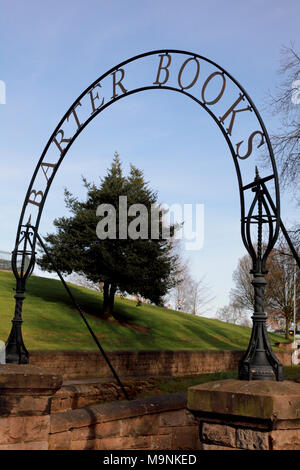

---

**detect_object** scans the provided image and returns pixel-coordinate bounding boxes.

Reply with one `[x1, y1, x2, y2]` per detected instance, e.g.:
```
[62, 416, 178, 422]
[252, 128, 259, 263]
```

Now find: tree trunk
[109, 283, 116, 313]
[284, 307, 293, 340]
[102, 281, 116, 319]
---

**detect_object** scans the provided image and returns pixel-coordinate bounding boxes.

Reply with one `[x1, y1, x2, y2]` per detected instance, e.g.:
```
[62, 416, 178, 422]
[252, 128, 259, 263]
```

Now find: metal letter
[111, 69, 128, 99]
[219, 94, 252, 136]
[201, 71, 226, 105]
[177, 57, 200, 90]
[153, 53, 172, 86]
[236, 131, 265, 160]
[28, 189, 44, 207]
[89, 83, 104, 114]
[41, 162, 56, 182]
[67, 101, 82, 130]
[52, 129, 71, 155]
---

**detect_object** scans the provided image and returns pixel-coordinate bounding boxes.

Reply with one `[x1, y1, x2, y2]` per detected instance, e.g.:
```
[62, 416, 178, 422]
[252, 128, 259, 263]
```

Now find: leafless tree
[168, 250, 214, 315]
[230, 243, 300, 338]
[185, 277, 215, 315]
[230, 254, 255, 312]
[216, 303, 250, 326]
[264, 43, 300, 192]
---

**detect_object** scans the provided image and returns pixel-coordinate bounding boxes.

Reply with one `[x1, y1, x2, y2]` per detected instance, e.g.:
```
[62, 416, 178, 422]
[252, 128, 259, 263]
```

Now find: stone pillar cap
[188, 379, 300, 421]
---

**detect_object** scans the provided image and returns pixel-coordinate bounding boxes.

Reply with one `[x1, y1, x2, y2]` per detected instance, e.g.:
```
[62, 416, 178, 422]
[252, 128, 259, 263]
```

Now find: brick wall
[49, 392, 200, 450]
[0, 364, 200, 450]
[29, 349, 292, 380]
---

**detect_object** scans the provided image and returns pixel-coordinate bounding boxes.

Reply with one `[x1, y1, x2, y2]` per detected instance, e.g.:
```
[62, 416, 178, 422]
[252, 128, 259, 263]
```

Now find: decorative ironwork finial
[255, 166, 260, 180]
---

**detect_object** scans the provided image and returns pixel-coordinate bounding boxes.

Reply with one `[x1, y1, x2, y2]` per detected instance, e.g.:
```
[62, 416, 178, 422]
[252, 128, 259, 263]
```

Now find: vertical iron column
[5, 278, 29, 364]
[238, 170, 283, 381]
[5, 223, 33, 364]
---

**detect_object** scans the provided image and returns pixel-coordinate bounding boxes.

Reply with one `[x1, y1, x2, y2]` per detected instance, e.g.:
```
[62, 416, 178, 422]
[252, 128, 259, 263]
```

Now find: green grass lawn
[0, 270, 287, 351]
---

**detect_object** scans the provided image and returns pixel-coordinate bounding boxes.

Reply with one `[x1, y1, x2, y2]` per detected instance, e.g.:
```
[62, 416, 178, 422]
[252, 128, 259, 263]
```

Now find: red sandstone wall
[29, 349, 292, 380]
[49, 392, 200, 450]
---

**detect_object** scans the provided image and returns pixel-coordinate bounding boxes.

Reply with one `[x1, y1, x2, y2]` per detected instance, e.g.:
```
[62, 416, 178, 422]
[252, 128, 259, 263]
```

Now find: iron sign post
[238, 169, 283, 380]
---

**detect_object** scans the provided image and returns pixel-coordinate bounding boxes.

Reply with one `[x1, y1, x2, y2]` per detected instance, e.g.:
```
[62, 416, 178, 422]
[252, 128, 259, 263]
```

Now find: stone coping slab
[51, 392, 187, 434]
[187, 379, 300, 421]
[0, 364, 62, 394]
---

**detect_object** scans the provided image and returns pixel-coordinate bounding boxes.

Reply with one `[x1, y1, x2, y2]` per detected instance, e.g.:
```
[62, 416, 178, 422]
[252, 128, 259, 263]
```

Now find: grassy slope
[0, 271, 286, 351]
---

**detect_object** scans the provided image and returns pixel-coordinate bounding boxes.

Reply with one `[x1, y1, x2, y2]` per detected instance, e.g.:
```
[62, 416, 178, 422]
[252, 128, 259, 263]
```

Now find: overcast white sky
[0, 0, 299, 316]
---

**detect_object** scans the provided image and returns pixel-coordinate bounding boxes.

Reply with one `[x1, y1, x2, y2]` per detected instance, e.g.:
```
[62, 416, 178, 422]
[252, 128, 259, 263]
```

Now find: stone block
[0, 364, 62, 393]
[157, 425, 173, 435]
[122, 415, 160, 437]
[48, 431, 71, 450]
[159, 410, 186, 427]
[270, 429, 300, 450]
[202, 422, 236, 447]
[70, 439, 97, 450]
[23, 415, 50, 443]
[183, 409, 198, 426]
[97, 436, 150, 450]
[0, 395, 52, 417]
[0, 417, 24, 444]
[236, 428, 269, 450]
[71, 421, 121, 441]
[151, 434, 173, 450]
[188, 379, 300, 421]
[172, 426, 201, 450]
[0, 441, 48, 450]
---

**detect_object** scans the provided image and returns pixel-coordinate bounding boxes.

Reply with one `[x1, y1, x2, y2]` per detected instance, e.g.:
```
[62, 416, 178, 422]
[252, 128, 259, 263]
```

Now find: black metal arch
[6, 49, 295, 382]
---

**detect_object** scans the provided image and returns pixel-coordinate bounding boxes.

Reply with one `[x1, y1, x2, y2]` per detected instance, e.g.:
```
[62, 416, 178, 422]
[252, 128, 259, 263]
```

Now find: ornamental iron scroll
[6, 49, 298, 382]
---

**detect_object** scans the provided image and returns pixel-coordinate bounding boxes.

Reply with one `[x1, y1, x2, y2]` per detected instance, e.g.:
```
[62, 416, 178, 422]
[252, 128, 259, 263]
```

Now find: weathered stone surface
[70, 421, 122, 442]
[51, 392, 187, 433]
[51, 379, 159, 412]
[48, 392, 201, 450]
[0, 395, 52, 417]
[50, 406, 103, 434]
[23, 416, 50, 443]
[201, 443, 241, 450]
[270, 429, 300, 450]
[151, 434, 172, 450]
[0, 364, 62, 393]
[183, 409, 198, 426]
[29, 349, 292, 380]
[0, 417, 24, 444]
[159, 410, 186, 427]
[0, 441, 48, 450]
[97, 436, 150, 450]
[122, 415, 160, 437]
[48, 431, 71, 450]
[70, 439, 97, 450]
[0, 364, 63, 418]
[236, 428, 269, 450]
[202, 422, 236, 447]
[172, 426, 201, 450]
[188, 379, 300, 421]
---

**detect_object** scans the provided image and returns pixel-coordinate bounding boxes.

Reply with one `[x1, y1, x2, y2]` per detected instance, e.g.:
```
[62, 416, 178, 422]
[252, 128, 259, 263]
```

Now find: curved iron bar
[6, 49, 285, 381]
[243, 192, 259, 264]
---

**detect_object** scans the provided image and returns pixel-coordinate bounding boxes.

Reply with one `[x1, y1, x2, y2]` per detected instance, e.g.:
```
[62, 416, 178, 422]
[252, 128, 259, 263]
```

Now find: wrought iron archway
[6, 49, 300, 387]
